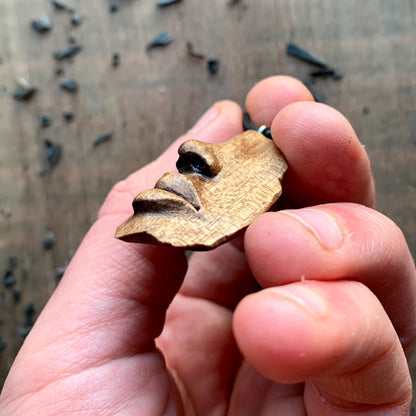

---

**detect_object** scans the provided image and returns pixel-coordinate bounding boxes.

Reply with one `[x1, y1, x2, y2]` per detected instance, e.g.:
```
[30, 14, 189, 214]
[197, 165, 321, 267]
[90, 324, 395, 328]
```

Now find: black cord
[243, 112, 272, 139]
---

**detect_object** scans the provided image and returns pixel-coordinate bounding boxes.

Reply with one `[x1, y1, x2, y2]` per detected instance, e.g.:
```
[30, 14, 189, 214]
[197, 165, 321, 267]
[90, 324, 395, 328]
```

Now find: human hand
[1, 76, 415, 415]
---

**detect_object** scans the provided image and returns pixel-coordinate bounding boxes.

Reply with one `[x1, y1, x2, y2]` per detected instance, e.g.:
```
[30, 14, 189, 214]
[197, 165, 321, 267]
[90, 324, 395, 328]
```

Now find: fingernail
[190, 105, 220, 134]
[284, 209, 344, 250]
[268, 284, 329, 318]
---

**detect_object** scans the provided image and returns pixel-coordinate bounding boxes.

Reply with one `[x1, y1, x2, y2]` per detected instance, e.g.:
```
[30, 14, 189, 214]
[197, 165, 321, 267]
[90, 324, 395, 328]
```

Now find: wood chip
[207, 59, 219, 74]
[53, 45, 82, 60]
[31, 16, 53, 33]
[146, 32, 173, 51]
[13, 78, 37, 101]
[286, 43, 328, 68]
[157, 0, 182, 6]
[60, 79, 78, 92]
[93, 132, 113, 146]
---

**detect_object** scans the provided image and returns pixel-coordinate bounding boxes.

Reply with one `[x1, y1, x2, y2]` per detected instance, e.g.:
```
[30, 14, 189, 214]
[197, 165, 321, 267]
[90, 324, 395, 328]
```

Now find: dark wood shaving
[53, 45, 82, 60]
[51, 0, 74, 13]
[112, 53, 120, 67]
[157, 0, 182, 6]
[63, 112, 75, 122]
[186, 42, 205, 60]
[40, 139, 62, 175]
[303, 80, 325, 103]
[94, 132, 113, 146]
[41, 116, 52, 128]
[24, 304, 35, 327]
[332, 71, 343, 80]
[51, 0, 67, 10]
[286, 43, 328, 68]
[31, 16, 53, 33]
[309, 68, 343, 80]
[54, 266, 67, 284]
[60, 79, 78, 93]
[207, 59, 219, 74]
[3, 271, 15, 288]
[146, 32, 173, 51]
[13, 87, 36, 101]
[43, 231, 55, 249]
[109, 4, 119, 13]
[0, 337, 6, 351]
[44, 140, 62, 167]
[71, 14, 83, 27]
[13, 79, 37, 101]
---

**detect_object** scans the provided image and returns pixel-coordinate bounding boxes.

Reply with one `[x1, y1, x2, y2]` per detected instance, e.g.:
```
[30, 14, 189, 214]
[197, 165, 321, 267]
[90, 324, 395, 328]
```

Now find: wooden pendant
[115, 130, 287, 250]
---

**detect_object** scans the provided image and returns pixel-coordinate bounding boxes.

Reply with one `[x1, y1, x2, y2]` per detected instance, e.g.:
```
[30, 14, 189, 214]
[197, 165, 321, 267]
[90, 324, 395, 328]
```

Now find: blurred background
[1, 0, 415, 404]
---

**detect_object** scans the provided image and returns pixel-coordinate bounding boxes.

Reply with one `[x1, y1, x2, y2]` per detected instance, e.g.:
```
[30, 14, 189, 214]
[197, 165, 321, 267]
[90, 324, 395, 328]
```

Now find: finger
[228, 360, 305, 414]
[2, 101, 243, 397]
[180, 235, 261, 309]
[271, 102, 375, 207]
[244, 203, 416, 355]
[233, 280, 412, 413]
[181, 77, 314, 308]
[245, 76, 375, 208]
[245, 75, 314, 126]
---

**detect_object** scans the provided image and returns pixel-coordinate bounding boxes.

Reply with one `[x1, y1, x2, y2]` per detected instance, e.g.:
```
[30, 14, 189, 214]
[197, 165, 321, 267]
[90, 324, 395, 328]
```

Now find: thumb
[234, 203, 415, 413]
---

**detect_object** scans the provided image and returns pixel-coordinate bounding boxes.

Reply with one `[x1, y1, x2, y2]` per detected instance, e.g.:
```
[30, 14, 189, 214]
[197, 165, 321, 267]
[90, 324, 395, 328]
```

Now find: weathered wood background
[1, 0, 415, 403]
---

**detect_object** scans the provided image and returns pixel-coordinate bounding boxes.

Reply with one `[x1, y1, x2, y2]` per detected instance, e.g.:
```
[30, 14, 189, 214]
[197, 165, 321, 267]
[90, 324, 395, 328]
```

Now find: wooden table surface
[1, 0, 416, 404]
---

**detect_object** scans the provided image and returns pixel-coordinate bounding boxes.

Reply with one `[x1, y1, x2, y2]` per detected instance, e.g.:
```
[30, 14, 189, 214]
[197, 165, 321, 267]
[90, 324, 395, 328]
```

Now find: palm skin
[1, 76, 415, 415]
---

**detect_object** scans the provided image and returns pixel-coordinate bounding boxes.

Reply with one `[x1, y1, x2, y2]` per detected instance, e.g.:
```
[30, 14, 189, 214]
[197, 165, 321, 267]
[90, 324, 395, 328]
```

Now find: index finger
[246, 76, 375, 208]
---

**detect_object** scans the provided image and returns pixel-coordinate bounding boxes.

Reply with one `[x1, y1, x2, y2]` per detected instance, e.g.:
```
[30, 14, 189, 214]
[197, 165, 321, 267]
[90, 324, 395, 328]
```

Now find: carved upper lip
[131, 172, 201, 215]
[154, 173, 201, 211]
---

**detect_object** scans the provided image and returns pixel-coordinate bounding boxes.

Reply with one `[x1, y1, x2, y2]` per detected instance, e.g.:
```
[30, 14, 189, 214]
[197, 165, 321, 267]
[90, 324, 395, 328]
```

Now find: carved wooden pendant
[115, 130, 287, 250]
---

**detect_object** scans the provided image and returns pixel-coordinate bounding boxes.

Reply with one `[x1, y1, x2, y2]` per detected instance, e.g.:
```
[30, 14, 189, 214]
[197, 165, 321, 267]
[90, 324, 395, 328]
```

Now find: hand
[1, 76, 415, 415]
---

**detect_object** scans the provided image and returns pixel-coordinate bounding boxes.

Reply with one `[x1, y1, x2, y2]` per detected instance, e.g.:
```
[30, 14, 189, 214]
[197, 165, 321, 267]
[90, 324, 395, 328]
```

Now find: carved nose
[155, 172, 201, 211]
[176, 140, 220, 177]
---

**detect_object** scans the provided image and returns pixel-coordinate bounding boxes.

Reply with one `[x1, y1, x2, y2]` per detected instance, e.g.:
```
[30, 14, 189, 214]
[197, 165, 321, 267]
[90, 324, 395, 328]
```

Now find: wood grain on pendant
[115, 130, 287, 250]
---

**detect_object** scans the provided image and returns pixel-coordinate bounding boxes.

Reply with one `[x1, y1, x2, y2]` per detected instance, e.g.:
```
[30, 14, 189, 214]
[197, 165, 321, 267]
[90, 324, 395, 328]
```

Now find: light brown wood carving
[115, 130, 287, 250]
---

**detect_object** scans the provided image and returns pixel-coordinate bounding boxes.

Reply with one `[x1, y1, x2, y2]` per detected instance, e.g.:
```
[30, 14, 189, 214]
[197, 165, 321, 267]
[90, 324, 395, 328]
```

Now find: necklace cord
[243, 112, 272, 139]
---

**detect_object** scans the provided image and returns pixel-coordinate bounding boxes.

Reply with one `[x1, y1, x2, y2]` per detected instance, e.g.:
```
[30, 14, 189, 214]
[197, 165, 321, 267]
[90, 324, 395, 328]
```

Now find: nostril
[177, 140, 220, 177]
[176, 152, 214, 177]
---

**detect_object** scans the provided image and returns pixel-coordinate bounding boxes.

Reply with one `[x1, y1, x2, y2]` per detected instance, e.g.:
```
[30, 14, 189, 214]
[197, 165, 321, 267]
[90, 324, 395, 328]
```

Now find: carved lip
[154, 173, 201, 211]
[132, 189, 198, 215]
[132, 171, 202, 215]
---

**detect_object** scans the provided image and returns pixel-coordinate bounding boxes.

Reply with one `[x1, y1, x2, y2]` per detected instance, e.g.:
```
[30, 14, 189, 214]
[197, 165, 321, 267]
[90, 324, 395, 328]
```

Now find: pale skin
[1, 75, 415, 415]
